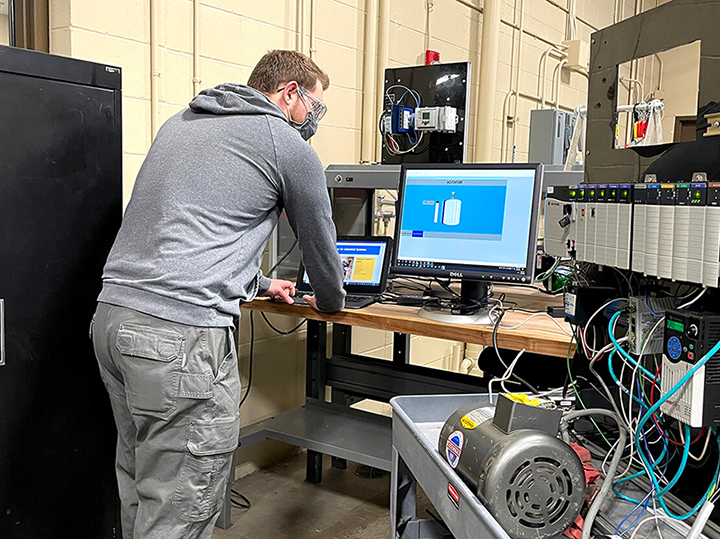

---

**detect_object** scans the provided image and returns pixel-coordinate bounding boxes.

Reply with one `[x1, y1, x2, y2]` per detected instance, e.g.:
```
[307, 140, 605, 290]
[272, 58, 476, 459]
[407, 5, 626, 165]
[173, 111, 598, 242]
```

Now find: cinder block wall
[47, 0, 660, 474]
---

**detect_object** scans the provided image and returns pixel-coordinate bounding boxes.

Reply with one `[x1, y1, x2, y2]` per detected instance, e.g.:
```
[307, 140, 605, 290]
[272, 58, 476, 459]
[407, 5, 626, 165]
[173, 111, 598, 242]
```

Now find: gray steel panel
[239, 399, 392, 471]
[325, 164, 401, 189]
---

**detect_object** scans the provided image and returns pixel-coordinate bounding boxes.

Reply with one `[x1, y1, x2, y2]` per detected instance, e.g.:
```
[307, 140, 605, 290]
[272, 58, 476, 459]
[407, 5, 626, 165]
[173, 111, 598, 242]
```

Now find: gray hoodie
[99, 83, 345, 327]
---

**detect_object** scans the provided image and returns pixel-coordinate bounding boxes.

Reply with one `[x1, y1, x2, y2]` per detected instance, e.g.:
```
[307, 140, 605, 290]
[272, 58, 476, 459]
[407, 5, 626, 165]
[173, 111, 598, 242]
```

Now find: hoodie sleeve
[271, 124, 345, 312]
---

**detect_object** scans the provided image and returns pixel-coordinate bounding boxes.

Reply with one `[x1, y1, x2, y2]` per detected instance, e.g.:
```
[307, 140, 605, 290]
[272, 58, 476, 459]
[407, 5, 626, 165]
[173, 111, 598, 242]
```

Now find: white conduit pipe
[309, 0, 317, 58]
[474, 0, 501, 162]
[192, 0, 201, 96]
[360, 0, 379, 162]
[501, 89, 574, 160]
[509, 0, 525, 161]
[150, 0, 161, 140]
[553, 58, 568, 110]
[375, 0, 390, 161]
[539, 47, 567, 108]
[298, 0, 306, 54]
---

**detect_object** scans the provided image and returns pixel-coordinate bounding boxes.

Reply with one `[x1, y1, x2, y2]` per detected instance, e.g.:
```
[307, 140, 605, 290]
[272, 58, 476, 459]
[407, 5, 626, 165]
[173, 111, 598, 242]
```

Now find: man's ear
[283, 81, 299, 105]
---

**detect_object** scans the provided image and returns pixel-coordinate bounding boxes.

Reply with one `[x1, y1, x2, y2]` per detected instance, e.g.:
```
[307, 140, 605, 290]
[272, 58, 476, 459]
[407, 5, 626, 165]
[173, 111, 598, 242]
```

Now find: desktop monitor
[391, 163, 543, 323]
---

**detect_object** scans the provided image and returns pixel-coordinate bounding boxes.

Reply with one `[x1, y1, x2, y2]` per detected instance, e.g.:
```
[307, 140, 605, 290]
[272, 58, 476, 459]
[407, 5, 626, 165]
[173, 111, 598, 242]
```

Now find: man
[92, 49, 345, 538]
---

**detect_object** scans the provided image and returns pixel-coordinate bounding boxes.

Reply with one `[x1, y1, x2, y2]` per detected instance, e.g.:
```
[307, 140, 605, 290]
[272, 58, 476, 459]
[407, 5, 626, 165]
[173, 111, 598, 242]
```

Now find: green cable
[566, 332, 613, 448]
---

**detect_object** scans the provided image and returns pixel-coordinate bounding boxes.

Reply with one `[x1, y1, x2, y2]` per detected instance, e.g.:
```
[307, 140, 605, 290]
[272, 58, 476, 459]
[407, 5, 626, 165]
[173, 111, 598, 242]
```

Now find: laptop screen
[297, 237, 391, 294]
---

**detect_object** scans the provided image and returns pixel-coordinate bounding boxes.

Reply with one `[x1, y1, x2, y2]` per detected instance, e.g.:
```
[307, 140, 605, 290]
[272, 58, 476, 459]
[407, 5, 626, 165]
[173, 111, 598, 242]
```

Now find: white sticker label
[564, 293, 577, 317]
[445, 430, 464, 469]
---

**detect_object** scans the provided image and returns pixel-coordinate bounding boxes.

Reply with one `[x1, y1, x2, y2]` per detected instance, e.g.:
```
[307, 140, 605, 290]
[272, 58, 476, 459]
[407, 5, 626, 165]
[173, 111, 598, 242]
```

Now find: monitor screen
[303, 239, 388, 288]
[392, 164, 542, 283]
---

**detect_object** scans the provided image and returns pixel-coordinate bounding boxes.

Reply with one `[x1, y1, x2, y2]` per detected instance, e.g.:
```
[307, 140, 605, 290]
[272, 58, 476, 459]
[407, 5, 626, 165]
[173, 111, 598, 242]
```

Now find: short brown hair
[247, 49, 330, 94]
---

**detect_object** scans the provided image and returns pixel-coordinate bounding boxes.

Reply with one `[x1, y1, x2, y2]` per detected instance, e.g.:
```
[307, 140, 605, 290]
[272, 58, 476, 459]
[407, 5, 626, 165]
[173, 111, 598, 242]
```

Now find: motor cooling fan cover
[439, 401, 585, 539]
[479, 430, 584, 539]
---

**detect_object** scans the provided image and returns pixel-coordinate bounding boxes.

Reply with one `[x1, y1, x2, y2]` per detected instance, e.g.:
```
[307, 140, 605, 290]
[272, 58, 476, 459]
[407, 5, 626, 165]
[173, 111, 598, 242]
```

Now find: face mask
[287, 108, 318, 141]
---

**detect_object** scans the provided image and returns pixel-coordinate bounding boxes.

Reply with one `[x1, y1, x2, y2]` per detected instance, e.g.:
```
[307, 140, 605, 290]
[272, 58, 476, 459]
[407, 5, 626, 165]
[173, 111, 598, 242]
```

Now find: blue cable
[616, 496, 649, 535]
[609, 311, 657, 380]
[644, 291, 663, 318]
[611, 353, 670, 505]
[608, 349, 646, 406]
[633, 335, 720, 519]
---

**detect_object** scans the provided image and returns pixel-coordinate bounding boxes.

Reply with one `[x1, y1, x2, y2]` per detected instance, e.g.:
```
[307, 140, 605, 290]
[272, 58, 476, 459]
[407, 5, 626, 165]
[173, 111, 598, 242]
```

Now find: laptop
[293, 236, 392, 309]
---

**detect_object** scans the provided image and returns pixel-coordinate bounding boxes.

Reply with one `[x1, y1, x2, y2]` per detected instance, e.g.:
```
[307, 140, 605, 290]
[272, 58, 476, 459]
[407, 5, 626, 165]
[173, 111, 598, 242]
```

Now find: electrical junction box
[562, 40, 590, 70]
[529, 109, 577, 166]
[627, 296, 676, 355]
[390, 104, 414, 134]
[414, 106, 458, 133]
[661, 310, 720, 428]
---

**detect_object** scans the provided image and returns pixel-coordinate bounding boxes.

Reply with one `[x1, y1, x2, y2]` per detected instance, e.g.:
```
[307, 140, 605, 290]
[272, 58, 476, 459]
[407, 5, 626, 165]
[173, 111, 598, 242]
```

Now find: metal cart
[389, 393, 704, 539]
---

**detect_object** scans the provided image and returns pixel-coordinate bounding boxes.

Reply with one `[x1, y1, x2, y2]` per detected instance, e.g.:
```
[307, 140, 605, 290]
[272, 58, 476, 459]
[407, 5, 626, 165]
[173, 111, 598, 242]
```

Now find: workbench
[237, 285, 573, 484]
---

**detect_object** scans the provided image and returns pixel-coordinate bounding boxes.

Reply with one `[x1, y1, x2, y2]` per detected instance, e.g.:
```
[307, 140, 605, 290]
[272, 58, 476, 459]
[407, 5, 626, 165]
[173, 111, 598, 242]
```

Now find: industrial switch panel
[594, 185, 610, 266]
[632, 184, 647, 275]
[673, 183, 706, 284]
[610, 184, 633, 269]
[544, 185, 575, 258]
[657, 184, 676, 280]
[704, 184, 720, 288]
[544, 176, 719, 288]
[643, 184, 662, 279]
[573, 184, 632, 270]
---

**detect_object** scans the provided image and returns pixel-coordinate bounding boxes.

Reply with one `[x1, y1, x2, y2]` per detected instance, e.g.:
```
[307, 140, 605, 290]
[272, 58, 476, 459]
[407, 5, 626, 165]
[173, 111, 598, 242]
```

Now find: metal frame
[7, 0, 15, 47]
[585, 0, 720, 185]
[238, 319, 488, 486]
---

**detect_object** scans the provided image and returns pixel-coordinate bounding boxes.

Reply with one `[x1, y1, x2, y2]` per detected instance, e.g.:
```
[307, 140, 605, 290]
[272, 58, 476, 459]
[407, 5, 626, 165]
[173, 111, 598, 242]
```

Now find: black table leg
[394, 332, 411, 364]
[331, 324, 352, 470]
[305, 319, 327, 483]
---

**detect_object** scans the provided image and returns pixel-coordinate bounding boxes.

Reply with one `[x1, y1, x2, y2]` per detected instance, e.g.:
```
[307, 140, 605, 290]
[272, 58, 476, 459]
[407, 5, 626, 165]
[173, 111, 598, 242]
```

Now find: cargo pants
[91, 302, 240, 539]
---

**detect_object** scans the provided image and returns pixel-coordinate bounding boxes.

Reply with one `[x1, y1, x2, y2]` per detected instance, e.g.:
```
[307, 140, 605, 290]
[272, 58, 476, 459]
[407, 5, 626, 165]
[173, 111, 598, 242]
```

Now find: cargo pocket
[172, 415, 240, 522]
[116, 323, 184, 418]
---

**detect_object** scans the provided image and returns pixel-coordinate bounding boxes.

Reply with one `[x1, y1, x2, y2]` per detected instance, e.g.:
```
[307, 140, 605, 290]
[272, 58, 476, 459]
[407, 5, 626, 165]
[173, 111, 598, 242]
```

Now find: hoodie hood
[189, 83, 287, 121]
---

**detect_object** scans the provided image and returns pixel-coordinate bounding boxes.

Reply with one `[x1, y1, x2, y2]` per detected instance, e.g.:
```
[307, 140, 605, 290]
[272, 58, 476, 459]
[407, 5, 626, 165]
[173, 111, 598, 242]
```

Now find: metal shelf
[240, 399, 393, 471]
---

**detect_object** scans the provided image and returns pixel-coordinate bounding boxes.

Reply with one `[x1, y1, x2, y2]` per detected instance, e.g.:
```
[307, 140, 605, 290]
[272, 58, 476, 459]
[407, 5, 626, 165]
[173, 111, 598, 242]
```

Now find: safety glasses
[297, 86, 327, 122]
[277, 84, 327, 122]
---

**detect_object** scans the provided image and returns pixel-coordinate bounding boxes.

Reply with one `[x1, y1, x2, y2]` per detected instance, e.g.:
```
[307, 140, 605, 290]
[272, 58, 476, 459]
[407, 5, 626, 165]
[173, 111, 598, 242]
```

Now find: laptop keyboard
[280, 293, 376, 309]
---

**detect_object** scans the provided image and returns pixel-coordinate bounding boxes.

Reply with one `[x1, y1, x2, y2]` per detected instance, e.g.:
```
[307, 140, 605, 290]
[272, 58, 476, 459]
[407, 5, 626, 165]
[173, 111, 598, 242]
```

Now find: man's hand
[260, 279, 296, 304]
[302, 295, 319, 310]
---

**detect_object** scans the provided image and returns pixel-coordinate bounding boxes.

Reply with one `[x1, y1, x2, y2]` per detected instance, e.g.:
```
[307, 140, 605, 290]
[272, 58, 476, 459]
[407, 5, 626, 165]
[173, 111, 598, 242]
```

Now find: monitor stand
[417, 280, 498, 325]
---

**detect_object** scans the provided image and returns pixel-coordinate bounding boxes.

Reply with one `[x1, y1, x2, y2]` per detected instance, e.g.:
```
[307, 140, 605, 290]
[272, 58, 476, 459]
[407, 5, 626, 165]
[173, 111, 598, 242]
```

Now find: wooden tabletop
[243, 285, 575, 358]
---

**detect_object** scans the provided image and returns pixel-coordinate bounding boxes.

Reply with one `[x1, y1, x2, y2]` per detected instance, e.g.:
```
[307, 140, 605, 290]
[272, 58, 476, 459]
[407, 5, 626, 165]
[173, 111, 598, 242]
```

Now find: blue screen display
[396, 168, 537, 272]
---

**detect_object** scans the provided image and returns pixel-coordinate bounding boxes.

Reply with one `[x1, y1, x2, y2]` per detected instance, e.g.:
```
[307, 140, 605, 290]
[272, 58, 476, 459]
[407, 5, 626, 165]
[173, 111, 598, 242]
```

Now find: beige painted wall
[46, 0, 627, 474]
[0, 11, 8, 46]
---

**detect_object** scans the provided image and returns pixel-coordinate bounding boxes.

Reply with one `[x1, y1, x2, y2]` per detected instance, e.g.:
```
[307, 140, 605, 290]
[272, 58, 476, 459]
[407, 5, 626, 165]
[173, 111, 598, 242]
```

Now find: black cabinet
[0, 46, 122, 538]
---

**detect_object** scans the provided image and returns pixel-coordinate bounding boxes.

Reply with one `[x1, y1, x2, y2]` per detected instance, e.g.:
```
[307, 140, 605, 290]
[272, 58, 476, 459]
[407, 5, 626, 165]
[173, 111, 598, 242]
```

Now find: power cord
[260, 311, 306, 335]
[492, 308, 539, 394]
[239, 310, 307, 410]
[231, 488, 251, 509]
[268, 237, 298, 275]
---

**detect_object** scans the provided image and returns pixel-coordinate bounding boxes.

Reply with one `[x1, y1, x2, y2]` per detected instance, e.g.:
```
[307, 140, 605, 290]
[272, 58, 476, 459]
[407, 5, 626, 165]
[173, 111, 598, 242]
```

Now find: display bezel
[390, 162, 543, 284]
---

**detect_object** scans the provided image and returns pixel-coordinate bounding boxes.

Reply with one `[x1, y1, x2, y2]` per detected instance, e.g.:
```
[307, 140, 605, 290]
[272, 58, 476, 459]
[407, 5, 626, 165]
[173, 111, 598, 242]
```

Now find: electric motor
[439, 396, 585, 539]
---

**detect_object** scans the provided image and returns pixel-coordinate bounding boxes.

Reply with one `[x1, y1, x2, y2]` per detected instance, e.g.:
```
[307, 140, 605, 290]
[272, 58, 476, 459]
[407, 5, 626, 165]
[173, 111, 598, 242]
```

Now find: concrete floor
[212, 450, 433, 539]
